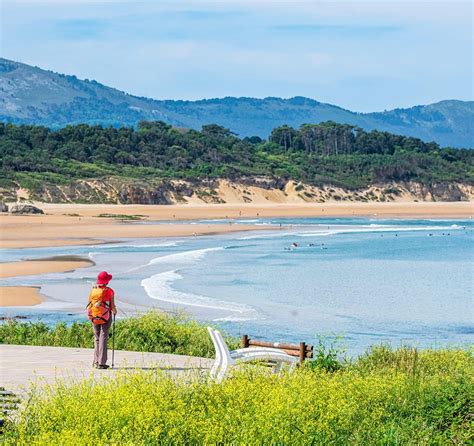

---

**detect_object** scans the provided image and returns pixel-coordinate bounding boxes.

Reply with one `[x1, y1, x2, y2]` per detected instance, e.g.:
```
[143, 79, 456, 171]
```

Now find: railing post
[242, 334, 249, 348]
[299, 342, 306, 365]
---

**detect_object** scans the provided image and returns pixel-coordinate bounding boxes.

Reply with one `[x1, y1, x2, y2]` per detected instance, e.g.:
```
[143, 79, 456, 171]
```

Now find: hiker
[87, 271, 117, 369]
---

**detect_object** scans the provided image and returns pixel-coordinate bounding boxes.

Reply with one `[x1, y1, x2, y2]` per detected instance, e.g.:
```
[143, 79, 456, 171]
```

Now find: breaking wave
[148, 247, 224, 266]
[141, 270, 256, 315]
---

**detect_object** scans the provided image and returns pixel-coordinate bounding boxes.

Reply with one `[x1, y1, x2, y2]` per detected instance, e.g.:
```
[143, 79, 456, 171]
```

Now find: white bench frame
[207, 327, 298, 382]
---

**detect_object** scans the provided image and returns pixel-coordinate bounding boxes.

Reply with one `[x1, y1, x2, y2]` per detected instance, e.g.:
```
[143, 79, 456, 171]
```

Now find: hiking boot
[97, 364, 110, 369]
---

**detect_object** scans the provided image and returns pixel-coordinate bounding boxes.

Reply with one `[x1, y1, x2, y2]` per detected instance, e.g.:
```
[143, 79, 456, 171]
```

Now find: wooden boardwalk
[0, 345, 213, 395]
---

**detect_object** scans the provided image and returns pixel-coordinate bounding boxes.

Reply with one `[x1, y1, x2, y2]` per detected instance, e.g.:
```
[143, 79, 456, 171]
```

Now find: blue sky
[1, 0, 472, 111]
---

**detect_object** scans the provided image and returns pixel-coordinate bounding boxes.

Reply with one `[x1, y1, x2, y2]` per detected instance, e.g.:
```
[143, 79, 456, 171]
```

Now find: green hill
[1, 121, 472, 203]
[1, 58, 472, 147]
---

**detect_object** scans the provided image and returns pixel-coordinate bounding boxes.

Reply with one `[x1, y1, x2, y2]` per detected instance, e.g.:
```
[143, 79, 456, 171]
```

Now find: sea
[1, 217, 473, 356]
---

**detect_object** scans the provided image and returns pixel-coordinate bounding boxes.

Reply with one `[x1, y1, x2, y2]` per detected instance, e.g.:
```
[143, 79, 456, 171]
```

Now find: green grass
[3, 347, 472, 445]
[0, 312, 239, 358]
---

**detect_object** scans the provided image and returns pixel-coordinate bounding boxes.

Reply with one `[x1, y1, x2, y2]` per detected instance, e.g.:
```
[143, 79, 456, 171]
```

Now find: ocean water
[1, 217, 473, 355]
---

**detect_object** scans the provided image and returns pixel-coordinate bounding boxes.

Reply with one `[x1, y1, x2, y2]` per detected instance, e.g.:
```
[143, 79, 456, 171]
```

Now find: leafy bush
[0, 311, 239, 358]
[3, 348, 472, 444]
[307, 337, 346, 372]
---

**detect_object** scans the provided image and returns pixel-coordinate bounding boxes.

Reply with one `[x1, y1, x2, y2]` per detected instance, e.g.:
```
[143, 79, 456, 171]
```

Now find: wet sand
[0, 286, 43, 306]
[0, 256, 94, 279]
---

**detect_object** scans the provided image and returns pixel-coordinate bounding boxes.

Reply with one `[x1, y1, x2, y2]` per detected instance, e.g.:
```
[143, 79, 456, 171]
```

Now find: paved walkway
[0, 345, 213, 395]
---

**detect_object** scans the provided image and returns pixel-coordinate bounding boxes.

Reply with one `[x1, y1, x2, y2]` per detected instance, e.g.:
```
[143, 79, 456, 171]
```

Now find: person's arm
[108, 289, 117, 315]
[110, 295, 117, 315]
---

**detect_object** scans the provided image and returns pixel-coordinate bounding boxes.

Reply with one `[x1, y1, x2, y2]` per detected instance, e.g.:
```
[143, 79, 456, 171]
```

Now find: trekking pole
[112, 314, 116, 369]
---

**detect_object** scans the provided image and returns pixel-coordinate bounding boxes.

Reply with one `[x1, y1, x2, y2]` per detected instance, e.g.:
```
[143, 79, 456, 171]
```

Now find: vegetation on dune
[0, 121, 472, 198]
[3, 346, 472, 444]
[0, 312, 239, 358]
[96, 213, 147, 220]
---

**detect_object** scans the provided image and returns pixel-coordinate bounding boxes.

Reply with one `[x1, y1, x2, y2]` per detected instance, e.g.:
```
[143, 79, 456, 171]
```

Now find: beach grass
[96, 213, 147, 220]
[3, 346, 472, 445]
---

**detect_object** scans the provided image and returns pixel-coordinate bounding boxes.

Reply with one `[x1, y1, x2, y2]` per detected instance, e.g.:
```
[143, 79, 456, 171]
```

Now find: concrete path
[0, 345, 213, 395]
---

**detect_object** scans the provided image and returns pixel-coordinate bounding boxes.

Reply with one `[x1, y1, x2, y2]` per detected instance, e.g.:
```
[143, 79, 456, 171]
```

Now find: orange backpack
[87, 286, 111, 325]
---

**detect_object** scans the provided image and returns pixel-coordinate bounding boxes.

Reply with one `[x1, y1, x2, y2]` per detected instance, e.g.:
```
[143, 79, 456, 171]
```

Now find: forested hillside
[1, 121, 472, 203]
[1, 58, 473, 147]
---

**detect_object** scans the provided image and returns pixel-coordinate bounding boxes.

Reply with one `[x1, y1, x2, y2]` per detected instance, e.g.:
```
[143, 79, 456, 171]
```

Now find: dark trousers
[92, 317, 112, 366]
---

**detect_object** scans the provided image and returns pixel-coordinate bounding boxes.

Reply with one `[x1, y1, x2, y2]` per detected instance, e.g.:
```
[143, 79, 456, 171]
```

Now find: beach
[2, 201, 472, 249]
[1, 201, 472, 309]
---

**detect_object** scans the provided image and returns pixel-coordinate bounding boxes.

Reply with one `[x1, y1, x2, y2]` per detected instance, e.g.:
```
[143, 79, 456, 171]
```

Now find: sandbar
[1, 256, 94, 279]
[0, 286, 43, 306]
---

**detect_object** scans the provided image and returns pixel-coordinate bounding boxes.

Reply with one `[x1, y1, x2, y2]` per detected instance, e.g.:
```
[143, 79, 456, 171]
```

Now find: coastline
[0, 218, 268, 249]
[1, 201, 471, 308]
[1, 202, 471, 250]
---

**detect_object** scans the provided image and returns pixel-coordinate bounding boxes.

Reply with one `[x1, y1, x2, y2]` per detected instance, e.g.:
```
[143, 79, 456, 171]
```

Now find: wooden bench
[241, 335, 313, 365]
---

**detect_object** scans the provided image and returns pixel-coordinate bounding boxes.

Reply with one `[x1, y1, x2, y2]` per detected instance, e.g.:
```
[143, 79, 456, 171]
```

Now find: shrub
[0, 311, 239, 358]
[307, 337, 346, 372]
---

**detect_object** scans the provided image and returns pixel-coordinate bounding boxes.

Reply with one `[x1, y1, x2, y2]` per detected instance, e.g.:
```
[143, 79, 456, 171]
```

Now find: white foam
[88, 252, 100, 260]
[123, 247, 223, 273]
[238, 232, 295, 240]
[205, 223, 463, 243]
[148, 247, 224, 266]
[128, 242, 178, 248]
[212, 316, 256, 322]
[141, 270, 256, 314]
[297, 232, 334, 237]
[296, 225, 459, 237]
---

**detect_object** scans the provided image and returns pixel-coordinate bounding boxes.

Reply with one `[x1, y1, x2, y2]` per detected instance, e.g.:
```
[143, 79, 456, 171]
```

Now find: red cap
[97, 271, 112, 285]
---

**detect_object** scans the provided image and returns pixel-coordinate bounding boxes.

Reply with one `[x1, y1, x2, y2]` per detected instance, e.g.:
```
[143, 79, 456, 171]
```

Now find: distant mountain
[1, 58, 472, 147]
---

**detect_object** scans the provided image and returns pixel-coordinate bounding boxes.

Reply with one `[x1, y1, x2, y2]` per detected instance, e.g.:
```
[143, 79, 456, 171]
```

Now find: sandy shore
[0, 286, 43, 306]
[16, 201, 474, 219]
[1, 202, 471, 250]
